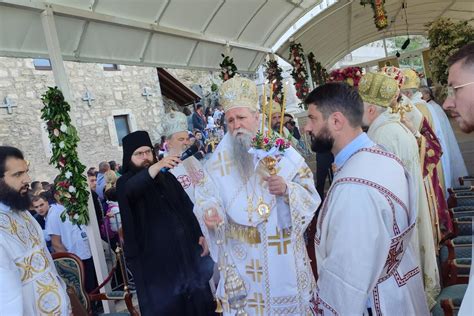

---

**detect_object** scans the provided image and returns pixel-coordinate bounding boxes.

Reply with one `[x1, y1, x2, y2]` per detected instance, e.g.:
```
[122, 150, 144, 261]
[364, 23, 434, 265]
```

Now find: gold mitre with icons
[219, 75, 258, 112]
[265, 101, 282, 117]
[401, 68, 420, 90]
[358, 72, 400, 108]
[162, 111, 188, 137]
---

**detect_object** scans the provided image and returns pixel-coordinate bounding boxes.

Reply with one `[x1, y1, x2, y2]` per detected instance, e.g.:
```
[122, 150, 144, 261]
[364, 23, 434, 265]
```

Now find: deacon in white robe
[303, 82, 429, 315]
[419, 87, 468, 189]
[162, 111, 205, 203]
[194, 76, 320, 315]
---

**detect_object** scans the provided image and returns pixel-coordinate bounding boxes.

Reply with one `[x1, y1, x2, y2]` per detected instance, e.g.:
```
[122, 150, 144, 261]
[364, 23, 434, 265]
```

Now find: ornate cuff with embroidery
[412, 130, 421, 139]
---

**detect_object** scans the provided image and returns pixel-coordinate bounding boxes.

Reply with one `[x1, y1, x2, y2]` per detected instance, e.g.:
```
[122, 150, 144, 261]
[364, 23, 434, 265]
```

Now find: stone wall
[0, 57, 166, 182]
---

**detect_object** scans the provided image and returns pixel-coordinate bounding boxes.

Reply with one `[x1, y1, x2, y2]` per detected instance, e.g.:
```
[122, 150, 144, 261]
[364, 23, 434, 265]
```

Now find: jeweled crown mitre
[219, 75, 259, 113]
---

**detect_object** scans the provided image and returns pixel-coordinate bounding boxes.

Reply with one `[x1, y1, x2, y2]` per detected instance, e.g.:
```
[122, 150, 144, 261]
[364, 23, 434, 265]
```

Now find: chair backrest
[52, 252, 90, 312]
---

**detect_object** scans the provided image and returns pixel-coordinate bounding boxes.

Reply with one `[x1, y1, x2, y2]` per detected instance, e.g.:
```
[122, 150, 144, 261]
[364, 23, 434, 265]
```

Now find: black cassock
[117, 168, 215, 316]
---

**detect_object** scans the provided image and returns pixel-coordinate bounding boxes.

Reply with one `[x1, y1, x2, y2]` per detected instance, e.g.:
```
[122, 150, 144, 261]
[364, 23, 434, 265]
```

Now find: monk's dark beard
[310, 125, 334, 154]
[128, 156, 158, 174]
[230, 129, 254, 180]
[0, 179, 31, 211]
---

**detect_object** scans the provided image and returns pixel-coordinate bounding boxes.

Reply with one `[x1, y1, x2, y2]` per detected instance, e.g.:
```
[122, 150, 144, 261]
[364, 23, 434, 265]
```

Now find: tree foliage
[427, 18, 474, 84]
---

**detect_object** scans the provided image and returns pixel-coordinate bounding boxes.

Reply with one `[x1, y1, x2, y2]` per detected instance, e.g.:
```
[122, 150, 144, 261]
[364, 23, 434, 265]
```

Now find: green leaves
[41, 87, 90, 225]
[219, 55, 238, 81]
[427, 18, 474, 84]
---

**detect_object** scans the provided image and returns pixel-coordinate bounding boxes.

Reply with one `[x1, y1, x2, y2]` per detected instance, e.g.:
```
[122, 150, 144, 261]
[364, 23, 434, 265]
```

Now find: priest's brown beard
[0, 179, 31, 211]
[231, 128, 254, 180]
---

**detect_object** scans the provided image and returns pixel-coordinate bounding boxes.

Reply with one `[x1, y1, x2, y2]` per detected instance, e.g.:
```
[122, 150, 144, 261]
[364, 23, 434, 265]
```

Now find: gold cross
[248, 293, 265, 316]
[246, 259, 263, 282]
[268, 227, 291, 255]
[298, 167, 312, 179]
[212, 151, 232, 176]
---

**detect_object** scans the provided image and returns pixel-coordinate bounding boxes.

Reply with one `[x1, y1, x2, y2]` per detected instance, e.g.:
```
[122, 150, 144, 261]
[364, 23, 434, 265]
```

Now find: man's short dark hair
[0, 146, 24, 178]
[109, 160, 117, 171]
[31, 181, 41, 190]
[448, 42, 474, 68]
[31, 191, 50, 204]
[87, 167, 96, 177]
[304, 82, 363, 128]
[196, 104, 203, 110]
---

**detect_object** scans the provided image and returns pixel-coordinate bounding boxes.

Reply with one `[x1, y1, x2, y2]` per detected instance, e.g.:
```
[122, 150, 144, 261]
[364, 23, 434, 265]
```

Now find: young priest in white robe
[303, 82, 429, 315]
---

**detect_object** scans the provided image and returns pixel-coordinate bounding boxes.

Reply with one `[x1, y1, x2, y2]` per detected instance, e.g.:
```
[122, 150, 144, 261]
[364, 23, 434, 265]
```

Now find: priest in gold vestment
[194, 76, 321, 315]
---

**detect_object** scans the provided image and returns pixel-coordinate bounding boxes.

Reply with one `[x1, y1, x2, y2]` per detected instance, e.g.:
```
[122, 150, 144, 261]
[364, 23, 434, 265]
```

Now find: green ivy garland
[219, 54, 238, 81]
[308, 52, 329, 86]
[265, 59, 284, 103]
[41, 87, 90, 225]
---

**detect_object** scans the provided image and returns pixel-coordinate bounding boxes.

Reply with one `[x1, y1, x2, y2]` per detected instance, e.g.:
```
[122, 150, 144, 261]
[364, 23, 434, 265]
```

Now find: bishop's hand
[265, 175, 288, 196]
[203, 208, 222, 229]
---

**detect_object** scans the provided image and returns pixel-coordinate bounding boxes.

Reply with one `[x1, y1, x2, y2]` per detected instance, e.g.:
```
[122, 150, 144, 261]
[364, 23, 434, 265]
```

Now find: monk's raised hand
[157, 155, 181, 170]
[265, 175, 288, 196]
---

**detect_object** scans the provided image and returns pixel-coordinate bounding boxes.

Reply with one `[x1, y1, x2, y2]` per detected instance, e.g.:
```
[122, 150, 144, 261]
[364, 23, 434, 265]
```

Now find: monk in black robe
[117, 131, 215, 316]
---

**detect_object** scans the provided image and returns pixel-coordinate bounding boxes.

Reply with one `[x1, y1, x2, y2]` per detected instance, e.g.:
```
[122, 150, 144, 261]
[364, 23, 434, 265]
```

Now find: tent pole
[41, 7, 114, 313]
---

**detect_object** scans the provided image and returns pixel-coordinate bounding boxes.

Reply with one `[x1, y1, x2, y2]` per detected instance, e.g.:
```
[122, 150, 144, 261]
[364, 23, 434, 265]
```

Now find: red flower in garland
[329, 67, 363, 87]
[360, 0, 388, 30]
[289, 42, 310, 106]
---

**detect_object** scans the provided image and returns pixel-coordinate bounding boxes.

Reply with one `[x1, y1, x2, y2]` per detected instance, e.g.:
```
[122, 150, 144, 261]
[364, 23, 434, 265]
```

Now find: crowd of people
[0, 42, 472, 315]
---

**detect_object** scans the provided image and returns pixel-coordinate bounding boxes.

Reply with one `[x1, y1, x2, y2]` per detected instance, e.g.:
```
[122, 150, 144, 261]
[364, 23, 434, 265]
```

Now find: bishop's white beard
[230, 128, 254, 180]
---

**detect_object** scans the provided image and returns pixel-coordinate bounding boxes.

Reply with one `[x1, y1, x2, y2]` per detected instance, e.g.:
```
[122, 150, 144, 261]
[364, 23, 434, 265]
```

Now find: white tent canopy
[0, 0, 322, 72]
[276, 0, 474, 68]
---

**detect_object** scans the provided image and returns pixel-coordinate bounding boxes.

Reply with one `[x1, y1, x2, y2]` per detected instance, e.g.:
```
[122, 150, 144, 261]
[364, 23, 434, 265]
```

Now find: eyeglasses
[132, 149, 153, 157]
[447, 81, 474, 98]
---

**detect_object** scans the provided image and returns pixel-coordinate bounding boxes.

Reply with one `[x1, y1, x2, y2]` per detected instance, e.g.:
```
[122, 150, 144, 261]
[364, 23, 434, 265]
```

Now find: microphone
[160, 144, 199, 173]
[401, 38, 410, 50]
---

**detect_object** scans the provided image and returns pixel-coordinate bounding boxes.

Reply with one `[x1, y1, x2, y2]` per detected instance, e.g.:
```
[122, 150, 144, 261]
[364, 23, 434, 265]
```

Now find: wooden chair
[52, 247, 139, 316]
[458, 176, 474, 186]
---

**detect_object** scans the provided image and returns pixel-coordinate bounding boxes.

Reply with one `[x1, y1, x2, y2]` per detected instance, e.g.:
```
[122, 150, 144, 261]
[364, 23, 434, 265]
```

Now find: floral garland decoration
[289, 42, 310, 107]
[308, 52, 329, 86]
[360, 0, 388, 30]
[251, 131, 290, 153]
[328, 66, 363, 87]
[41, 87, 90, 225]
[265, 58, 284, 103]
[219, 54, 238, 82]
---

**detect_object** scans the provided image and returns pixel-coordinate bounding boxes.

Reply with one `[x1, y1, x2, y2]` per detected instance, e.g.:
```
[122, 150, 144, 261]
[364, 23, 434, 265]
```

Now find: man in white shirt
[46, 198, 97, 293]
